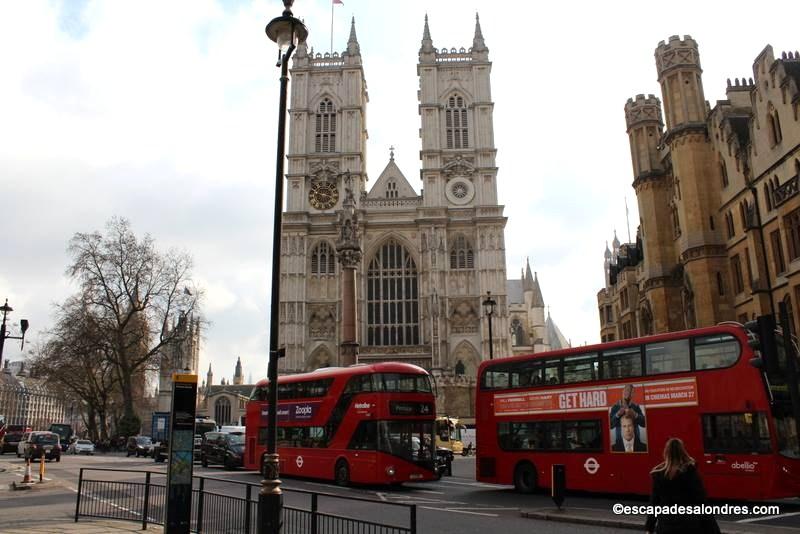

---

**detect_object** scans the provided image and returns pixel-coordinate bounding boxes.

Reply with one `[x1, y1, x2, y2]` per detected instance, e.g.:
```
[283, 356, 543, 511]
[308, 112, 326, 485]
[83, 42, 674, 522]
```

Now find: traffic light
[746, 315, 777, 372]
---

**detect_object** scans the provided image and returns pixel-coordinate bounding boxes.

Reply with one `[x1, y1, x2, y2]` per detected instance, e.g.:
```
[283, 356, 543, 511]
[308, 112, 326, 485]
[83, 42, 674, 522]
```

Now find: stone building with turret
[276, 15, 567, 421]
[599, 36, 800, 339]
[197, 358, 252, 426]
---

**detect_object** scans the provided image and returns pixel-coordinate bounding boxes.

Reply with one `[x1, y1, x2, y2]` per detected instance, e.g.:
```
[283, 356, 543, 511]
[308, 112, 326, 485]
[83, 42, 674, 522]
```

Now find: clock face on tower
[308, 181, 339, 210]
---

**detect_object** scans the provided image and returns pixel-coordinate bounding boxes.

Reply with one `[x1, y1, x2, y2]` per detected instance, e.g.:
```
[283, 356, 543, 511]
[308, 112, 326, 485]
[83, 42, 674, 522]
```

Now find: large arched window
[310, 241, 336, 275]
[767, 103, 782, 146]
[366, 240, 420, 346]
[214, 397, 231, 426]
[445, 95, 468, 149]
[449, 234, 474, 269]
[315, 98, 336, 153]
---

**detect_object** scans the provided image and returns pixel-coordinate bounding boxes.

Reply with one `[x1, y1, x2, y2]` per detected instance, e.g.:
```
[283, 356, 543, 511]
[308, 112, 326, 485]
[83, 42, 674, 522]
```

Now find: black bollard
[551, 464, 565, 509]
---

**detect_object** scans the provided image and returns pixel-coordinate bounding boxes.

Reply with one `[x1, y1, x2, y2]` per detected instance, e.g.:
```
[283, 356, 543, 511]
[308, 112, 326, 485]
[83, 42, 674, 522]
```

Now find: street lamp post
[483, 291, 496, 360]
[0, 299, 29, 370]
[260, 2, 307, 533]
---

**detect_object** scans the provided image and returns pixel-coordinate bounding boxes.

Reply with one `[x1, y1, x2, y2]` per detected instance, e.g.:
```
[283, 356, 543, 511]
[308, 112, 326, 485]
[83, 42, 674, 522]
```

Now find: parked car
[127, 436, 153, 457]
[200, 431, 244, 470]
[69, 439, 96, 455]
[1, 426, 29, 454]
[21, 431, 61, 462]
[16, 432, 32, 458]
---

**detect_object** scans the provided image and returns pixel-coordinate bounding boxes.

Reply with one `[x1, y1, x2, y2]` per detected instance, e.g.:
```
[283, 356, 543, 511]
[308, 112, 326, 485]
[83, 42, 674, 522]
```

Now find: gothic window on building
[720, 160, 729, 188]
[310, 241, 336, 275]
[366, 240, 420, 346]
[445, 94, 468, 149]
[767, 104, 783, 147]
[731, 254, 744, 295]
[671, 206, 681, 238]
[772, 230, 787, 274]
[385, 180, 398, 199]
[620, 288, 629, 310]
[314, 98, 336, 153]
[785, 295, 796, 337]
[214, 396, 231, 426]
[725, 212, 735, 239]
[784, 207, 800, 261]
[716, 272, 725, 296]
[744, 248, 753, 288]
[765, 183, 773, 211]
[605, 305, 613, 323]
[449, 235, 474, 270]
[709, 216, 715, 231]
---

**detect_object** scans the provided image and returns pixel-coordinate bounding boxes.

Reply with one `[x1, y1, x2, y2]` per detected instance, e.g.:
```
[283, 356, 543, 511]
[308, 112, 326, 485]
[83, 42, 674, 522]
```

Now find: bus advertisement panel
[245, 362, 439, 486]
[475, 324, 800, 500]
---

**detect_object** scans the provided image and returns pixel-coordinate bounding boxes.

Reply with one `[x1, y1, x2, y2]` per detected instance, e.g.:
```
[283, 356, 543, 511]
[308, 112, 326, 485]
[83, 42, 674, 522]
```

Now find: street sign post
[165, 373, 198, 534]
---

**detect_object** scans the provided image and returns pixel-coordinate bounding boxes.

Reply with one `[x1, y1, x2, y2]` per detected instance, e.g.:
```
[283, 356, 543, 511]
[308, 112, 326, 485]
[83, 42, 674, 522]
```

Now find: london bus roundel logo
[584, 457, 599, 475]
[296, 455, 304, 469]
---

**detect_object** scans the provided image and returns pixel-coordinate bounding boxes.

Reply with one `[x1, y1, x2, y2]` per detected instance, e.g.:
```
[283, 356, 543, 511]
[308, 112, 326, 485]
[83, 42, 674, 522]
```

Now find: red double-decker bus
[475, 322, 800, 500]
[245, 362, 439, 485]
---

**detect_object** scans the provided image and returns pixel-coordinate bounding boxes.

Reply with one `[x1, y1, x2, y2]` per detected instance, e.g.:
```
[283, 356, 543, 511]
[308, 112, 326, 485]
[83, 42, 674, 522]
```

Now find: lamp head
[482, 291, 496, 317]
[265, 1, 308, 53]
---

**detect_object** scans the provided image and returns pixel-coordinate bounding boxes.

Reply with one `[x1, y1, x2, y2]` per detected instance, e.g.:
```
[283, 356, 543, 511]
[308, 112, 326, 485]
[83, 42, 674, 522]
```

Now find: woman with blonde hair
[645, 438, 720, 534]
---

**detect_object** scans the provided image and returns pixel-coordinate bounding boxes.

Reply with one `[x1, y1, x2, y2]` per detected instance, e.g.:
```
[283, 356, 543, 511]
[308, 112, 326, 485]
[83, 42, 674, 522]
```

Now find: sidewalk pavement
[0, 519, 164, 533]
[521, 507, 799, 534]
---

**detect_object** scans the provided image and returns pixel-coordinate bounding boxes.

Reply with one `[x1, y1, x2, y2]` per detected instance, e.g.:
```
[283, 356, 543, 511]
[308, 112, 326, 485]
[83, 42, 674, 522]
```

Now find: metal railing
[75, 468, 416, 533]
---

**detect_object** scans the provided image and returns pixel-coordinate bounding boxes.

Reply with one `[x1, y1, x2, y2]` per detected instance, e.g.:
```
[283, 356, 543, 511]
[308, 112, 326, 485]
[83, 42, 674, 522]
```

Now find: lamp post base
[258, 453, 283, 533]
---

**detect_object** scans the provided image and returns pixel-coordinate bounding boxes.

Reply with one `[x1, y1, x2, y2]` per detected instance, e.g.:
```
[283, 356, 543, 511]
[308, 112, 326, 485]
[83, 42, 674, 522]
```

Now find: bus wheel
[513, 462, 537, 494]
[334, 460, 350, 486]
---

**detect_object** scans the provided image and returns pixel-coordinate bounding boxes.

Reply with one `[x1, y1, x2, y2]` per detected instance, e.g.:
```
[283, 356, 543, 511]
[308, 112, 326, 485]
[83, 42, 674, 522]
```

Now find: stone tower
[156, 313, 200, 412]
[625, 93, 683, 331]
[233, 357, 243, 385]
[417, 14, 510, 366]
[654, 35, 731, 327]
[280, 17, 368, 372]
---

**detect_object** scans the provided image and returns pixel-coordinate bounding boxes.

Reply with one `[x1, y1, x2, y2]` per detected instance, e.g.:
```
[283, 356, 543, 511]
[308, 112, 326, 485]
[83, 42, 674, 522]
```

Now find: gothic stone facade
[599, 36, 800, 339]
[278, 16, 511, 420]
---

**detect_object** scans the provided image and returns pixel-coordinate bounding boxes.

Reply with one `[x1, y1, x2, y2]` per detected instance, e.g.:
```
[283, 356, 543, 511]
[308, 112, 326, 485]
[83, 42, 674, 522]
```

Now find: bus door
[700, 412, 767, 499]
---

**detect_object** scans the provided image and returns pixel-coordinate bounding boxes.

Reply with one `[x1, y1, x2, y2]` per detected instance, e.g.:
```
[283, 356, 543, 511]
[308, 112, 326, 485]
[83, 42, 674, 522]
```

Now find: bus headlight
[386, 466, 396, 477]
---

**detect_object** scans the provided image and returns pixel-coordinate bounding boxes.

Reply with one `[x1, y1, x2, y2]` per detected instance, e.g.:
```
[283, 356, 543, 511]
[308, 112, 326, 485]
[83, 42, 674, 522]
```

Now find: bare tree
[31, 296, 119, 441]
[65, 217, 201, 434]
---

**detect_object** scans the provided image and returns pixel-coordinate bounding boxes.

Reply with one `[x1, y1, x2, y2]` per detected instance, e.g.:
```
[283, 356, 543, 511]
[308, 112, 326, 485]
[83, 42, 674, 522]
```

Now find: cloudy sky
[1, 0, 797, 385]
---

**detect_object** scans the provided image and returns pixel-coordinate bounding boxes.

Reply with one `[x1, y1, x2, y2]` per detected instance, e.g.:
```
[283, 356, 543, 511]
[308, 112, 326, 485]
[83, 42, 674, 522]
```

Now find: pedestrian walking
[645, 438, 720, 534]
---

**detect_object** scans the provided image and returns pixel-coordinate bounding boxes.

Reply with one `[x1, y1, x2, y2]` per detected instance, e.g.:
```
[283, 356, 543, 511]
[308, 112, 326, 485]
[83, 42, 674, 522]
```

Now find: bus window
[510, 361, 542, 387]
[773, 407, 800, 459]
[602, 346, 642, 379]
[702, 412, 771, 453]
[498, 421, 563, 451]
[645, 339, 691, 375]
[563, 353, 598, 383]
[348, 421, 377, 450]
[693, 334, 740, 370]
[564, 420, 603, 451]
[543, 361, 560, 385]
[483, 370, 509, 389]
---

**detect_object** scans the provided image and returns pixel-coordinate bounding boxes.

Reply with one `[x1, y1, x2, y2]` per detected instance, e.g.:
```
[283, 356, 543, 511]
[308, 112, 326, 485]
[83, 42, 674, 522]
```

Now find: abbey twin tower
[276, 16, 567, 418]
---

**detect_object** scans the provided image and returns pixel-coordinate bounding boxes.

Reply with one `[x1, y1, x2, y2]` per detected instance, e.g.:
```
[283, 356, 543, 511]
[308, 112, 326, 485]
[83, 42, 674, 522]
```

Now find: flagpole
[330, 1, 334, 54]
[625, 197, 631, 243]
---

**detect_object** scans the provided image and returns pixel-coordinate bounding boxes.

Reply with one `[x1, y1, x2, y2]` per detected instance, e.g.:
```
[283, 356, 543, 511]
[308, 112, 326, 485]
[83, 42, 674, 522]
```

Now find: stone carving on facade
[308, 304, 336, 339]
[309, 160, 340, 182]
[449, 298, 478, 333]
[442, 155, 476, 178]
[336, 173, 362, 268]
